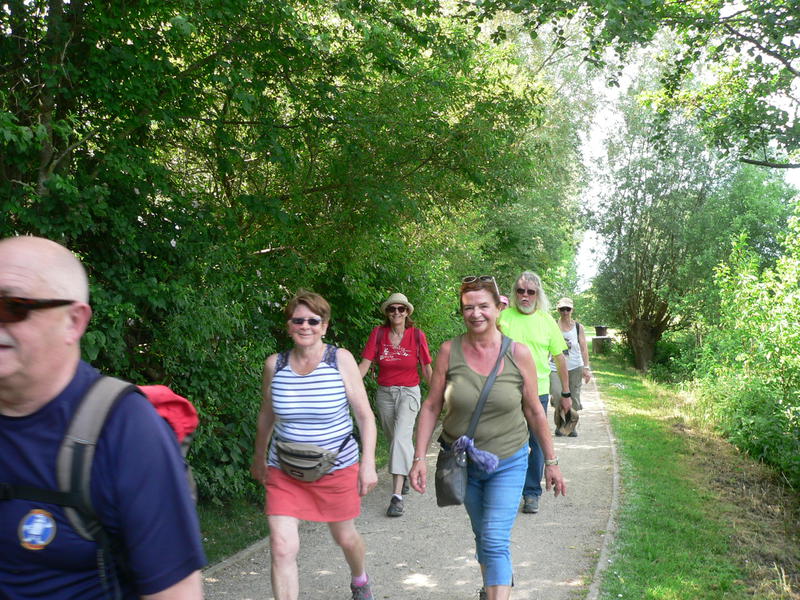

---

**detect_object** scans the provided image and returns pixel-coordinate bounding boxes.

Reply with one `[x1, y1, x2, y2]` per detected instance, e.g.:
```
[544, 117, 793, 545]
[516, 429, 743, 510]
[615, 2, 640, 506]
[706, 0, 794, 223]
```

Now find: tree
[1, 0, 581, 500]
[591, 79, 794, 370]
[458, 0, 800, 168]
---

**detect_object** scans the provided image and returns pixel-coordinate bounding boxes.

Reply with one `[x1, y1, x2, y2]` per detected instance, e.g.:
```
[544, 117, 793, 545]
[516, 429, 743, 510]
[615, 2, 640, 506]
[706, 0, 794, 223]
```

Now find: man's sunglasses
[516, 288, 538, 296]
[559, 306, 572, 312]
[462, 275, 501, 297]
[289, 317, 323, 326]
[0, 296, 75, 323]
[386, 305, 407, 314]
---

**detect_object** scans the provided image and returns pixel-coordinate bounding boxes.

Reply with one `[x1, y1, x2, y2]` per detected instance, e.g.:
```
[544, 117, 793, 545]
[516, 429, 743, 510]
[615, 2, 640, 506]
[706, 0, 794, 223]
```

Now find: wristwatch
[544, 457, 559, 466]
[560, 391, 571, 398]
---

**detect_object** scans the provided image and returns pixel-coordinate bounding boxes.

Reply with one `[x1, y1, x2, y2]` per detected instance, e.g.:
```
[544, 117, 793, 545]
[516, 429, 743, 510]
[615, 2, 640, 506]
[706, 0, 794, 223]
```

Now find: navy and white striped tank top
[268, 344, 359, 471]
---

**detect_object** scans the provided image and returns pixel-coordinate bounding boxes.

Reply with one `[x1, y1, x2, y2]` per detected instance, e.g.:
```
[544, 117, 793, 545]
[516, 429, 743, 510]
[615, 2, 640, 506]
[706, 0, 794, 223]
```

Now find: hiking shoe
[401, 476, 410, 495]
[478, 587, 487, 600]
[554, 428, 564, 437]
[386, 496, 404, 517]
[351, 580, 374, 600]
[522, 495, 539, 514]
[568, 430, 578, 437]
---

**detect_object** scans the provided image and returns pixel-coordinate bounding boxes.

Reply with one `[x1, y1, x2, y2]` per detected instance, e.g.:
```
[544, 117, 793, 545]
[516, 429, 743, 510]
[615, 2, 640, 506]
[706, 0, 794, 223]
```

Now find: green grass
[197, 496, 270, 566]
[593, 354, 787, 600]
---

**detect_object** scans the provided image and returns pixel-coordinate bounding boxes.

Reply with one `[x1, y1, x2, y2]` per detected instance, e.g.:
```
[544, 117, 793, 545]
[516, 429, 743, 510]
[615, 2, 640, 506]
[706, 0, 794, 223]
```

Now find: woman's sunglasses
[558, 306, 572, 312]
[462, 275, 501, 298]
[289, 317, 322, 326]
[386, 305, 407, 314]
[0, 296, 75, 323]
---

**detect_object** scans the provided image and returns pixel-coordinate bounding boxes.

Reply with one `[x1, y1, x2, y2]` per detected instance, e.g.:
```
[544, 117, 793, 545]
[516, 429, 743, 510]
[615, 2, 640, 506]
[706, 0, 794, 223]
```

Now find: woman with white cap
[550, 297, 591, 437]
[359, 293, 433, 517]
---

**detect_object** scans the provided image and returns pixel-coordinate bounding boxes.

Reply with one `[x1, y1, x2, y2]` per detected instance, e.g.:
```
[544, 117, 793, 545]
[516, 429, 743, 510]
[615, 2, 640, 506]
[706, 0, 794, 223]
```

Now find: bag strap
[57, 376, 136, 540]
[465, 335, 512, 439]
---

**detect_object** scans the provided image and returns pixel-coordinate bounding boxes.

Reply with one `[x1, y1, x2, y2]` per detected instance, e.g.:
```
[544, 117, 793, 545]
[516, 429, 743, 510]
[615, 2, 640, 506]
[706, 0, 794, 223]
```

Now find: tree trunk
[627, 318, 663, 371]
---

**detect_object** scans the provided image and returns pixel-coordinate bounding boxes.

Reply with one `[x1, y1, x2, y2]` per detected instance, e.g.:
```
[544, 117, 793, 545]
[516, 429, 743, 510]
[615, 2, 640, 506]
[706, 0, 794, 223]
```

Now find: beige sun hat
[380, 292, 414, 315]
[556, 297, 574, 309]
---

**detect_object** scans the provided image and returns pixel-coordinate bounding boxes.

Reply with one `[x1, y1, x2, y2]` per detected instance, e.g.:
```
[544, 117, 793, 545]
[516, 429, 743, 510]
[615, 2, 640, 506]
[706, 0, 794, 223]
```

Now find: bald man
[0, 236, 206, 599]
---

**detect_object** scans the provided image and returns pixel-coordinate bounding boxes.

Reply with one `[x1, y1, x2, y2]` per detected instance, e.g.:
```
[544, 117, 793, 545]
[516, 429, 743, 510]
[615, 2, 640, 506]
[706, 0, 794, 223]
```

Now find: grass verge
[594, 354, 799, 600]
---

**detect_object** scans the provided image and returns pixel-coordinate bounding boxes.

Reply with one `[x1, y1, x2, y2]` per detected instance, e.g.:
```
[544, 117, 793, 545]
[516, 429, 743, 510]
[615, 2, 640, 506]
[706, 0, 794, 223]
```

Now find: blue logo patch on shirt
[18, 509, 57, 550]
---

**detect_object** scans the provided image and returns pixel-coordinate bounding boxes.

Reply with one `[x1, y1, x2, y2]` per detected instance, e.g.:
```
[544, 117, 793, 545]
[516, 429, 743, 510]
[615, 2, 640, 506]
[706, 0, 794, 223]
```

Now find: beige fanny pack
[275, 434, 352, 482]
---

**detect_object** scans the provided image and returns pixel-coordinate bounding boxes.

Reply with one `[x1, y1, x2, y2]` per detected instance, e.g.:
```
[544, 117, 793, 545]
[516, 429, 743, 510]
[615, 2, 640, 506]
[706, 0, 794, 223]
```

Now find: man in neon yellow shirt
[498, 271, 571, 514]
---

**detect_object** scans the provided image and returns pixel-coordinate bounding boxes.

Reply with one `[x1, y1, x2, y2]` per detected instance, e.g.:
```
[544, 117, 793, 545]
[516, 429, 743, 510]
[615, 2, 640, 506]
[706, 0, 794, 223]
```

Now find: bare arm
[409, 341, 451, 494]
[250, 354, 278, 485]
[357, 358, 372, 379]
[420, 362, 433, 386]
[141, 570, 203, 599]
[515, 343, 566, 497]
[553, 353, 572, 412]
[338, 348, 378, 497]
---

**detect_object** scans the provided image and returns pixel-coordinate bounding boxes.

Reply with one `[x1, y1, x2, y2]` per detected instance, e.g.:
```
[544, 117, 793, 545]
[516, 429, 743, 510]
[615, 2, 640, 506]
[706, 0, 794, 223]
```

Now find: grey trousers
[376, 385, 421, 476]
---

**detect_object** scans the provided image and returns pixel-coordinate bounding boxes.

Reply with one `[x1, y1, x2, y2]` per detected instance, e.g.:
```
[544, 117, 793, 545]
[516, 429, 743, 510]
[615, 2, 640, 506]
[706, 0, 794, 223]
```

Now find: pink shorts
[265, 464, 361, 522]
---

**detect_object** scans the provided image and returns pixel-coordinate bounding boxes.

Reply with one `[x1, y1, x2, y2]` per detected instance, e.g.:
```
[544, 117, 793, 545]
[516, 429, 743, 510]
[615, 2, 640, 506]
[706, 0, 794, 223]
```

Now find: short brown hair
[284, 289, 331, 322]
[460, 277, 501, 309]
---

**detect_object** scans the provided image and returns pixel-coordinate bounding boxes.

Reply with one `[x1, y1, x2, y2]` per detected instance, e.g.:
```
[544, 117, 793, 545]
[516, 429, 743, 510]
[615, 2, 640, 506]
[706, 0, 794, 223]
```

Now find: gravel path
[203, 378, 618, 599]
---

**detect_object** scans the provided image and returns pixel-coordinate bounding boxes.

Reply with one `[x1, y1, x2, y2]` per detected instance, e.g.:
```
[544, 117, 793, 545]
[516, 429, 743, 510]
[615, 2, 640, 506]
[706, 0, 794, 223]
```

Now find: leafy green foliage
[696, 227, 800, 488]
[1, 0, 582, 501]
[589, 71, 794, 370]
[458, 0, 800, 167]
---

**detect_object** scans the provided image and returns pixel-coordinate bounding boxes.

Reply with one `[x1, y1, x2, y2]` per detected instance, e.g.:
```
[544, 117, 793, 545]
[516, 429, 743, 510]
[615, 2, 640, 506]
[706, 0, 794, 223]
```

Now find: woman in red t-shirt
[359, 292, 433, 517]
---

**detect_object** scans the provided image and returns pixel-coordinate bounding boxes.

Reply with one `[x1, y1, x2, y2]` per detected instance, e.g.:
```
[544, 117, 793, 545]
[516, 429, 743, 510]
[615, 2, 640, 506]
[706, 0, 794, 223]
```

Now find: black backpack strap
[57, 376, 137, 540]
[415, 327, 422, 364]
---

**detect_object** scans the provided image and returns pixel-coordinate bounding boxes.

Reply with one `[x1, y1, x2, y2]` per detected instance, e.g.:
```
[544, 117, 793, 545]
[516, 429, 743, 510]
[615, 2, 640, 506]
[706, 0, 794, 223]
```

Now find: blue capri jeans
[523, 394, 550, 498]
[464, 444, 528, 587]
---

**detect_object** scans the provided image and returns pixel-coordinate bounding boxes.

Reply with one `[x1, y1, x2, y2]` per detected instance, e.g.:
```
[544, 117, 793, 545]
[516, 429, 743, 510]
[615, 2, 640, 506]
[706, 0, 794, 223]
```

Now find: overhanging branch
[740, 158, 800, 169]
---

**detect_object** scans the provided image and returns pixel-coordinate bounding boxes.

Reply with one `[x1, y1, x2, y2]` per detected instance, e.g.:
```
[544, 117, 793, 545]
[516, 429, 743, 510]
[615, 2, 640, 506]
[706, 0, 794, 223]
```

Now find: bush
[696, 227, 800, 489]
[647, 331, 702, 383]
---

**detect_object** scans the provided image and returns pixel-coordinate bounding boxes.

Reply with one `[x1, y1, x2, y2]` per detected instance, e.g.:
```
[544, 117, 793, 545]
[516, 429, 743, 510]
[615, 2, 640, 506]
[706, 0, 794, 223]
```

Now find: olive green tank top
[441, 335, 529, 459]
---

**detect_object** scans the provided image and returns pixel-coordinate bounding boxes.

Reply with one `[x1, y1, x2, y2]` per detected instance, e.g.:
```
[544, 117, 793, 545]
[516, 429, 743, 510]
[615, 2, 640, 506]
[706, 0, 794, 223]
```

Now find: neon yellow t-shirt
[498, 307, 567, 395]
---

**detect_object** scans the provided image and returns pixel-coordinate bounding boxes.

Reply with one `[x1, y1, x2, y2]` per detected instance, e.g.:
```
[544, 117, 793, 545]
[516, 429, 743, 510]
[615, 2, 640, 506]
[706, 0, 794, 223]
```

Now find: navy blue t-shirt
[0, 361, 206, 598]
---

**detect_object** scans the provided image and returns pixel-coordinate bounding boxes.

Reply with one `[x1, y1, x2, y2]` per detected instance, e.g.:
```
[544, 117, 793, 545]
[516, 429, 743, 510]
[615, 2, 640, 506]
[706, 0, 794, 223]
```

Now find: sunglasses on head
[559, 306, 572, 312]
[462, 275, 501, 298]
[516, 287, 537, 296]
[386, 305, 407, 314]
[0, 296, 75, 323]
[289, 317, 322, 326]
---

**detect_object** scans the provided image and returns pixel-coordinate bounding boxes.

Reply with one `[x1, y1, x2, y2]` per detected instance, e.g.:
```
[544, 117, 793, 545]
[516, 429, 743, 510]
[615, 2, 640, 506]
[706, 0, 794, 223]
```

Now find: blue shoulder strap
[274, 350, 290, 373]
[322, 344, 338, 369]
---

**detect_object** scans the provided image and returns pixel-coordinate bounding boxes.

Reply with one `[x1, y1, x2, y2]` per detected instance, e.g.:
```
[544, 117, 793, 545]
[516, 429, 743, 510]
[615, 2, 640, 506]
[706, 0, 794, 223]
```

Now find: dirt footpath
[203, 378, 619, 599]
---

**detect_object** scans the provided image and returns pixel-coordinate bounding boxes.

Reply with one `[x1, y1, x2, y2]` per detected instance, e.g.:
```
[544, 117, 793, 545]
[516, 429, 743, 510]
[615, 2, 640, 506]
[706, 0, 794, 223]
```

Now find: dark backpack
[0, 376, 198, 599]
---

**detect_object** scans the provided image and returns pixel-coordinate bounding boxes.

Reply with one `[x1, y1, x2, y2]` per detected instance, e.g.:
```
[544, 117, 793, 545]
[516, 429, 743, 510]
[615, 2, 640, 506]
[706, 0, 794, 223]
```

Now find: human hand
[560, 396, 573, 413]
[250, 458, 268, 486]
[408, 460, 427, 494]
[358, 464, 378, 497]
[583, 367, 592, 383]
[544, 464, 566, 497]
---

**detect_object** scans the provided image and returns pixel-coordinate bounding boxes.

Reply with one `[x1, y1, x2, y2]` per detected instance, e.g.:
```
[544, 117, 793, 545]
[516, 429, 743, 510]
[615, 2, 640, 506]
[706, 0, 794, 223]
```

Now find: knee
[332, 528, 363, 553]
[270, 533, 299, 564]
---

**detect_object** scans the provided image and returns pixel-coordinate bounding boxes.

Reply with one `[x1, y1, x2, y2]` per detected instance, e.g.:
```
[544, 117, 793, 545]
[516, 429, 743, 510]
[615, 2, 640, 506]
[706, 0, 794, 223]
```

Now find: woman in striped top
[251, 290, 378, 600]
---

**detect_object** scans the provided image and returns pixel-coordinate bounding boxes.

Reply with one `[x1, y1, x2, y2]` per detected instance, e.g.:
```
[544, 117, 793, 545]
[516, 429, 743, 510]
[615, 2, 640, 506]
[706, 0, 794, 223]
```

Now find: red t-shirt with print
[361, 326, 432, 387]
